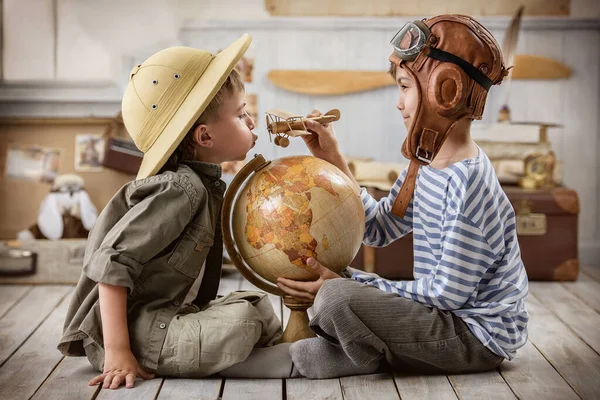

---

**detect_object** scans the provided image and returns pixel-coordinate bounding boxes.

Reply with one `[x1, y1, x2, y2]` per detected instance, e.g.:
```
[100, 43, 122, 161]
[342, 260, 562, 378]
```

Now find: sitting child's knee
[313, 279, 356, 314]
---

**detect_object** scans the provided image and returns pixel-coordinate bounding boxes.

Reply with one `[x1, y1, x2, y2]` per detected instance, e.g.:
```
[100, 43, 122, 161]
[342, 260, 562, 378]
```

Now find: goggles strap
[413, 20, 431, 38]
[427, 47, 493, 91]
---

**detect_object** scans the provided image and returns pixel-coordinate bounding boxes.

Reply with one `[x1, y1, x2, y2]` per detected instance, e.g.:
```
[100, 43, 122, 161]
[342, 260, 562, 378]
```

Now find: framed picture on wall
[75, 134, 105, 172]
[5, 144, 60, 184]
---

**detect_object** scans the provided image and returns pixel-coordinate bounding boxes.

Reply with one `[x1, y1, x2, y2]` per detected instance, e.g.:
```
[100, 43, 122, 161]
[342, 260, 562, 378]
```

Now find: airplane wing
[286, 130, 311, 137]
[265, 109, 300, 119]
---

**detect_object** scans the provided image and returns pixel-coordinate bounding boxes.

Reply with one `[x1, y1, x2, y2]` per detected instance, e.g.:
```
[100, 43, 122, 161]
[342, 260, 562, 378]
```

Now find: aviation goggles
[390, 21, 494, 91]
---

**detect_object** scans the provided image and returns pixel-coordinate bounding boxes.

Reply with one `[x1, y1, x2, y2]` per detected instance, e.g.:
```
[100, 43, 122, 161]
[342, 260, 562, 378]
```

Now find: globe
[230, 155, 365, 285]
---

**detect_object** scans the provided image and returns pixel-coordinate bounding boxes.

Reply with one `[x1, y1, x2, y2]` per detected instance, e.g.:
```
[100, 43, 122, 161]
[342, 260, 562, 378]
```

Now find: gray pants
[310, 278, 504, 374]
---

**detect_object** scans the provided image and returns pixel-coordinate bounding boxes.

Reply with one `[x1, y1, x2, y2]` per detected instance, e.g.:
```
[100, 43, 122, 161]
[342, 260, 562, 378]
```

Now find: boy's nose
[396, 95, 404, 111]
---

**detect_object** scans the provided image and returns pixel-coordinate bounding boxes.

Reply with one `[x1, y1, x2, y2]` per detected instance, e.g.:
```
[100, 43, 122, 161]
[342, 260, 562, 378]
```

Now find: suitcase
[102, 137, 143, 175]
[503, 185, 579, 281]
[349, 185, 579, 281]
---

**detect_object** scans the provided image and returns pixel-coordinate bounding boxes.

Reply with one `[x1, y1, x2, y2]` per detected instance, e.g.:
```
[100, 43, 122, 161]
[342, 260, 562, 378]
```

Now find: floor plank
[561, 278, 600, 312]
[0, 240, 86, 285]
[1, 275, 598, 398]
[286, 377, 343, 400]
[340, 373, 399, 400]
[31, 356, 99, 400]
[0, 285, 72, 366]
[0, 293, 70, 400]
[0, 285, 31, 318]
[499, 340, 579, 400]
[157, 378, 222, 399]
[448, 371, 516, 399]
[530, 282, 600, 354]
[95, 377, 164, 399]
[221, 379, 282, 400]
[580, 264, 600, 283]
[393, 374, 457, 400]
[526, 293, 600, 399]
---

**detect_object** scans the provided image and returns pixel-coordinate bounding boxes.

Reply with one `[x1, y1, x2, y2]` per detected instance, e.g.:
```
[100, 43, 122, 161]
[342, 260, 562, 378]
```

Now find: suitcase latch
[515, 200, 547, 236]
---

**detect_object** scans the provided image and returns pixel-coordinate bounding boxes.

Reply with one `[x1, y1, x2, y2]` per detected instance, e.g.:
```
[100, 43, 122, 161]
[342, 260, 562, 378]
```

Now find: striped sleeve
[354, 213, 496, 310]
[361, 168, 413, 247]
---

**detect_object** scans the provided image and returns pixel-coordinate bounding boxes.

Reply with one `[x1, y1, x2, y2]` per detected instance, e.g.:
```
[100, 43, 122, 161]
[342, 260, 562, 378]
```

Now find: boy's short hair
[160, 69, 245, 172]
[388, 62, 397, 79]
[198, 68, 245, 124]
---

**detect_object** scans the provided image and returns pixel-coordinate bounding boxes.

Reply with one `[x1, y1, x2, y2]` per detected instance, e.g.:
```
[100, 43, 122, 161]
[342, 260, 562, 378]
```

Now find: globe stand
[221, 154, 317, 343]
[279, 296, 317, 343]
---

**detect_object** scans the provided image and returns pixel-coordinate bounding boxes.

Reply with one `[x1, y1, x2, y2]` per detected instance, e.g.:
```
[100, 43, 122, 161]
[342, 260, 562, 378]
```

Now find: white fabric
[37, 191, 98, 239]
[77, 191, 98, 230]
[37, 193, 64, 240]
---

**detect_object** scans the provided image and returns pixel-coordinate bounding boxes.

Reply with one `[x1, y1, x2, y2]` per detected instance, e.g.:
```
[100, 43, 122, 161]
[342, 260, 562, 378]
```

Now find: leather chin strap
[391, 160, 420, 217]
[391, 127, 441, 218]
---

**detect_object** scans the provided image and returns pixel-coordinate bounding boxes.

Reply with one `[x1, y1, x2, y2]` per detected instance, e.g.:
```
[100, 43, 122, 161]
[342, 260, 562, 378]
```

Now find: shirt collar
[181, 160, 222, 179]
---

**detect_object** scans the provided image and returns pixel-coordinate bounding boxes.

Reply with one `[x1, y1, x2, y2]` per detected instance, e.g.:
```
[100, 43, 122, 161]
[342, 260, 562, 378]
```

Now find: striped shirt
[352, 148, 529, 359]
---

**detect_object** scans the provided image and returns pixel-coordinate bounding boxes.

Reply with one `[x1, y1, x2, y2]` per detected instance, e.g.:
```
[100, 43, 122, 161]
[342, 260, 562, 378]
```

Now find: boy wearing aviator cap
[277, 15, 529, 379]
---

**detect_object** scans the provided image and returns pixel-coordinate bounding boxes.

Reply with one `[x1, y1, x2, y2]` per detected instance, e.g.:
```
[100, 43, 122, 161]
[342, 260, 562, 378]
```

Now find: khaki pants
[85, 291, 282, 377]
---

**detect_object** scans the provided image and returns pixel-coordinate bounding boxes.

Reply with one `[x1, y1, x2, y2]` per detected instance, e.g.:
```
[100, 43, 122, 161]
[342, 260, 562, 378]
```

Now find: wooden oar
[268, 54, 572, 95]
[510, 54, 573, 80]
[267, 70, 393, 95]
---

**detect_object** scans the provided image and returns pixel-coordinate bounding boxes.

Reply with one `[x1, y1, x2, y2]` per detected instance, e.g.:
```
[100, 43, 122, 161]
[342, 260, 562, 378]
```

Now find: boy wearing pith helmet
[59, 34, 299, 389]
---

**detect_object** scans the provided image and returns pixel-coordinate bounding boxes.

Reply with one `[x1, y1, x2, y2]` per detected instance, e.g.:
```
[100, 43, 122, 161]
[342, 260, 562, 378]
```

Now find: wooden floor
[1, 266, 600, 400]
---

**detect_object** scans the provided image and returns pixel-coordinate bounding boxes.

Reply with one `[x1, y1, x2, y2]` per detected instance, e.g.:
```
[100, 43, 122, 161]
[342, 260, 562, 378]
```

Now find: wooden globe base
[278, 295, 317, 343]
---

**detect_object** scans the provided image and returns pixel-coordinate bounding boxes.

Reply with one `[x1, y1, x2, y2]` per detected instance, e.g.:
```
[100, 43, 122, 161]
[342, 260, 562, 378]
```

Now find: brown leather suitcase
[102, 137, 143, 175]
[349, 185, 579, 281]
[503, 185, 579, 281]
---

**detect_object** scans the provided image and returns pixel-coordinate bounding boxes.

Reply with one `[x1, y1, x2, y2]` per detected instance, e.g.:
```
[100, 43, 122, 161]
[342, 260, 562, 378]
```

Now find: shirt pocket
[168, 223, 215, 279]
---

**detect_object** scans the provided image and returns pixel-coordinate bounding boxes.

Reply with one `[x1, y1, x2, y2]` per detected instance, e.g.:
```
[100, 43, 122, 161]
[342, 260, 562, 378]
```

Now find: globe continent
[232, 155, 365, 283]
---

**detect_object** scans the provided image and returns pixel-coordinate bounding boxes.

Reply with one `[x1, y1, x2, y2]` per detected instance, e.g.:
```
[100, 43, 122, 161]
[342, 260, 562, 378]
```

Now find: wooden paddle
[267, 70, 393, 95]
[268, 54, 572, 95]
[510, 54, 573, 80]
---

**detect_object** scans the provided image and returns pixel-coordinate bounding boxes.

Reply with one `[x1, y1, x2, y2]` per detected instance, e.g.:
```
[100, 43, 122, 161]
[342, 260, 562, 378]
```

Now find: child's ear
[193, 124, 213, 148]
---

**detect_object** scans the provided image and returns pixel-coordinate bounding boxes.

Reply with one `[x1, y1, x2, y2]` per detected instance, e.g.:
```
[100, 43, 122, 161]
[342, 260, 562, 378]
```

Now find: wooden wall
[264, 0, 572, 17]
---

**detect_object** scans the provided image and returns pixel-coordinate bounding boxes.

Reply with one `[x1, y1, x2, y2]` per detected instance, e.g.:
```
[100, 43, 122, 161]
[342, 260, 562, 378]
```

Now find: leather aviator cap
[389, 15, 508, 217]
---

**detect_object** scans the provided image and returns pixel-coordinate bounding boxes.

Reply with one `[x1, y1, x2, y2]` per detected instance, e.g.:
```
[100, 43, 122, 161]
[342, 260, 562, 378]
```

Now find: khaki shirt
[58, 161, 225, 371]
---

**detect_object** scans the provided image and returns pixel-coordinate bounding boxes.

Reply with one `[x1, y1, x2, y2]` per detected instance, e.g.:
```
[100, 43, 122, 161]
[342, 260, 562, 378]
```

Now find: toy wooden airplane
[265, 108, 341, 147]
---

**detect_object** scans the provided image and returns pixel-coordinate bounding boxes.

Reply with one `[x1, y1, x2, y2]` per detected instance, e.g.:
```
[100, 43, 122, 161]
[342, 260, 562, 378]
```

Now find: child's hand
[88, 348, 155, 389]
[276, 258, 341, 301]
[302, 110, 341, 163]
